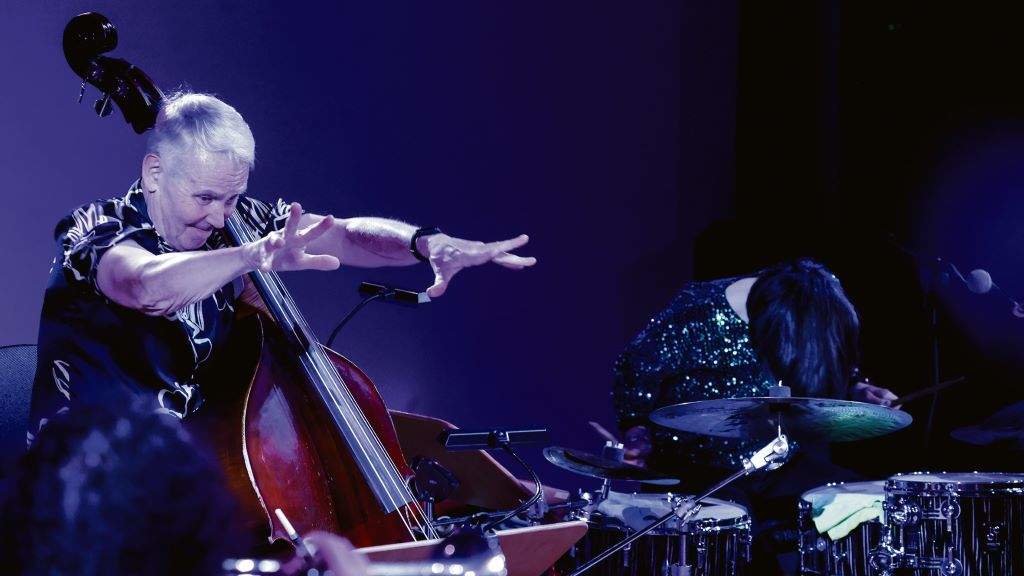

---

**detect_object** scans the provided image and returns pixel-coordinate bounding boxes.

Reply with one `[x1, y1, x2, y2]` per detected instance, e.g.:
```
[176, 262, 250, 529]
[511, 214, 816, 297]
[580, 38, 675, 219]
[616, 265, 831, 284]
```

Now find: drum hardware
[885, 497, 922, 527]
[565, 433, 790, 576]
[871, 472, 1024, 576]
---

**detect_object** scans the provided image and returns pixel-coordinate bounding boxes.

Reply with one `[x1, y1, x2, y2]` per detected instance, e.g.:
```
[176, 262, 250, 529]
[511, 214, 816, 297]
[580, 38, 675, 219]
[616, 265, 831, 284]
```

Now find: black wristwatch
[410, 226, 442, 262]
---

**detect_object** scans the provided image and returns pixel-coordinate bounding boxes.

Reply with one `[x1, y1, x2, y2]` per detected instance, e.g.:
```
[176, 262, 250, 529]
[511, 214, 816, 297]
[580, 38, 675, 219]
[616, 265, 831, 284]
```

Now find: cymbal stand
[566, 433, 791, 576]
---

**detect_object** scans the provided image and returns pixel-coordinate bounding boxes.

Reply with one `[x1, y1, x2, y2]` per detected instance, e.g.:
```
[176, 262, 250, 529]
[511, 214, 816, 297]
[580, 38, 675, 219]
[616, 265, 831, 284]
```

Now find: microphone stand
[922, 256, 956, 452]
[884, 236, 956, 453]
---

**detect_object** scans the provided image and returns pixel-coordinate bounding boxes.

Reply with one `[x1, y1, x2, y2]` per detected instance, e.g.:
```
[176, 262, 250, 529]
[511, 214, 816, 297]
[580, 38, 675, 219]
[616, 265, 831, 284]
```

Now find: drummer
[613, 259, 897, 571]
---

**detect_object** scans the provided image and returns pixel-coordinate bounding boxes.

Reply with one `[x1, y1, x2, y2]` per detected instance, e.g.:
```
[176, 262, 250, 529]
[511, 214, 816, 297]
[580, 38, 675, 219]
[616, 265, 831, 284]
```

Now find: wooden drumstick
[892, 376, 967, 406]
[588, 421, 620, 444]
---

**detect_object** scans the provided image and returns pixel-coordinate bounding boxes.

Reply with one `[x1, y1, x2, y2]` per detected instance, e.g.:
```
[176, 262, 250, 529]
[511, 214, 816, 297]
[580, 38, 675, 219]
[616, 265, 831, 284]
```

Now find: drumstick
[588, 421, 620, 444]
[892, 376, 967, 406]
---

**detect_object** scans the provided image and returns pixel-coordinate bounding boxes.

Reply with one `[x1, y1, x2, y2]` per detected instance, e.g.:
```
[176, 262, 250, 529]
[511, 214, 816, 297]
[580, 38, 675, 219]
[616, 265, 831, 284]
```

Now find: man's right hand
[247, 202, 341, 272]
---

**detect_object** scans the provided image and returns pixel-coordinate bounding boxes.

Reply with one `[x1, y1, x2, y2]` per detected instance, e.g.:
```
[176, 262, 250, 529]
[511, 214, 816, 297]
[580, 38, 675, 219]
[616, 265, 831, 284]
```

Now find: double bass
[62, 12, 436, 548]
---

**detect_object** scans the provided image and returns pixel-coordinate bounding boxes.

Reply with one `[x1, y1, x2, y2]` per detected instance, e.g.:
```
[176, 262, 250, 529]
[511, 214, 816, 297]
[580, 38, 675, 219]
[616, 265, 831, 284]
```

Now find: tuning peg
[77, 79, 87, 104]
[94, 93, 113, 117]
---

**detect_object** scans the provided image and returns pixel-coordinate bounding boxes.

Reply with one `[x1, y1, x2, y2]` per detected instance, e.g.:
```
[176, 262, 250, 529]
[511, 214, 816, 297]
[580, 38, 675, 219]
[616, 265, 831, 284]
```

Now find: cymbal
[542, 446, 679, 485]
[650, 397, 912, 442]
[951, 400, 1024, 449]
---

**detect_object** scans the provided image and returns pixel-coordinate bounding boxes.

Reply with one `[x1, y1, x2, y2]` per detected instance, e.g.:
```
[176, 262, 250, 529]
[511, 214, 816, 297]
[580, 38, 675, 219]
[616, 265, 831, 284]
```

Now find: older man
[28, 92, 535, 443]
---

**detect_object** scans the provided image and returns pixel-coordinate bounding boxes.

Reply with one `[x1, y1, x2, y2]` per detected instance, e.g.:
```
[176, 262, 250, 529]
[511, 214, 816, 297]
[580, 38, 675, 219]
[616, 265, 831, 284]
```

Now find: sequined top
[613, 277, 776, 470]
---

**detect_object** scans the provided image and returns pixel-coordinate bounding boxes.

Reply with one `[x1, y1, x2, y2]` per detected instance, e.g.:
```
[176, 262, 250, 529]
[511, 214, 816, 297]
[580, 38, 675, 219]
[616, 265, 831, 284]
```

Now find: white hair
[147, 92, 255, 178]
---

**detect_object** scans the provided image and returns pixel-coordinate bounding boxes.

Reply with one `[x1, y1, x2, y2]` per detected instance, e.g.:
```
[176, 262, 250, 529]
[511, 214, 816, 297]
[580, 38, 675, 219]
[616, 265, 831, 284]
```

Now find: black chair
[0, 344, 36, 476]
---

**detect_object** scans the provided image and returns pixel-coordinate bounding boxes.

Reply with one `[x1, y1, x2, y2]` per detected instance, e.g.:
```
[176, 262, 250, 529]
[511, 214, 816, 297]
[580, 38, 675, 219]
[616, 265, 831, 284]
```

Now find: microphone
[958, 268, 1024, 318]
[325, 282, 429, 348]
[440, 428, 550, 451]
[358, 282, 430, 306]
[965, 268, 994, 294]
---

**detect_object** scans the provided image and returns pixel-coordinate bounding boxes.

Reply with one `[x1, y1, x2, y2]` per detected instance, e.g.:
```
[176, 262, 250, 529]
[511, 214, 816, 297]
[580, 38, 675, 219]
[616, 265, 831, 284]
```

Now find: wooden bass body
[192, 311, 417, 549]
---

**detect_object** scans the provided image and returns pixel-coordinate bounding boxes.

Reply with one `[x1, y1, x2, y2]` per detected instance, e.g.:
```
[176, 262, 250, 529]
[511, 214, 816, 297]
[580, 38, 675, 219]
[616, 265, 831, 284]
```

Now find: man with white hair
[28, 92, 535, 442]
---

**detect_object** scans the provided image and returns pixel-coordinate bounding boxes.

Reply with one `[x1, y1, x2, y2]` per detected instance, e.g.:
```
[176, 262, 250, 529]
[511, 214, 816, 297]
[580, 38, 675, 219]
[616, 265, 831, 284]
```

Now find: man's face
[156, 153, 249, 250]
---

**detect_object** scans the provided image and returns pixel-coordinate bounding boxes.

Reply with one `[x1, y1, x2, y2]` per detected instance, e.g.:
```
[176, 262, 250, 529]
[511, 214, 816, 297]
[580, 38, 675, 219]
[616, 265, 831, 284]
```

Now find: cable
[481, 442, 544, 532]
[325, 291, 390, 348]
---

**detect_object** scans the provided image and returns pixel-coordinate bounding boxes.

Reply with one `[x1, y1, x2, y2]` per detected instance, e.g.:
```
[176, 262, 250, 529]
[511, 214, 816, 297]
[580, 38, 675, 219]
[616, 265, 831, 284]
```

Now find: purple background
[0, 1, 736, 485]
[6, 1, 1024, 489]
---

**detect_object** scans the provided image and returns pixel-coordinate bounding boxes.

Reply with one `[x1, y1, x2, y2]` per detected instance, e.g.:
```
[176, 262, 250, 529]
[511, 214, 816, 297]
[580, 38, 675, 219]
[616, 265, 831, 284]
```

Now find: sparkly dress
[613, 277, 777, 471]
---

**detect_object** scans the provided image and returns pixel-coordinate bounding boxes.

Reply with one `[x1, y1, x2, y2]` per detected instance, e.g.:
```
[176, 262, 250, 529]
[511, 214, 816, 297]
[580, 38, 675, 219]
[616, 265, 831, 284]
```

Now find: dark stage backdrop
[0, 2, 738, 487]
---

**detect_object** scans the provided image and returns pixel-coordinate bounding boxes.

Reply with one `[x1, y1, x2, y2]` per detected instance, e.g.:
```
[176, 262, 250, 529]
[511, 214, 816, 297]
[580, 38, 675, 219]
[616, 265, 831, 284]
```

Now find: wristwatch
[410, 226, 442, 262]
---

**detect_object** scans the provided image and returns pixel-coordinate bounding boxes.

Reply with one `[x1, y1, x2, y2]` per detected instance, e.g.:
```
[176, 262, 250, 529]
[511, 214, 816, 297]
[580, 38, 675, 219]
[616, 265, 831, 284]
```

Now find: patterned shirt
[613, 277, 777, 470]
[27, 180, 290, 446]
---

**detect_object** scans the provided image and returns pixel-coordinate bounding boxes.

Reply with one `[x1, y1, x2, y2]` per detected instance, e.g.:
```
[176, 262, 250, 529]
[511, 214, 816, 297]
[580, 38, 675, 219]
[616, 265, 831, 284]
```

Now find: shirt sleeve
[57, 200, 161, 292]
[234, 196, 291, 237]
[611, 285, 705, 432]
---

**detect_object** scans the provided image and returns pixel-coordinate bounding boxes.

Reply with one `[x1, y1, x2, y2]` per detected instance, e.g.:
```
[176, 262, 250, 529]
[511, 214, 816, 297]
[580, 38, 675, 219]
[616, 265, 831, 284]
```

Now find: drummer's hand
[851, 381, 901, 409]
[247, 203, 342, 273]
[623, 425, 653, 467]
[421, 233, 537, 298]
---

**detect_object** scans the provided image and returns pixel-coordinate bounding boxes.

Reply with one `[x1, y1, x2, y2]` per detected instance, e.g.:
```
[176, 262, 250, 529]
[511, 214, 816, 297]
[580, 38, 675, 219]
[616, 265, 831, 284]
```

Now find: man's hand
[248, 203, 342, 272]
[850, 381, 900, 408]
[422, 233, 537, 297]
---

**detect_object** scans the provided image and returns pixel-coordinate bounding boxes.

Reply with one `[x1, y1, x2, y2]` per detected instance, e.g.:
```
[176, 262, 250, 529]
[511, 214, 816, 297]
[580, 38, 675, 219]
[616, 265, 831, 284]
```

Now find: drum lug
[983, 521, 1006, 552]
[869, 527, 904, 576]
[940, 495, 961, 522]
[939, 548, 964, 576]
[885, 498, 921, 527]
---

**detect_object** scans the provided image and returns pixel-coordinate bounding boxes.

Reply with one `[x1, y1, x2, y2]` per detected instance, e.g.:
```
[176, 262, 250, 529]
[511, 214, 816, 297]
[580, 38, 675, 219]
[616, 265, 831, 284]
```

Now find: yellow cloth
[811, 493, 883, 540]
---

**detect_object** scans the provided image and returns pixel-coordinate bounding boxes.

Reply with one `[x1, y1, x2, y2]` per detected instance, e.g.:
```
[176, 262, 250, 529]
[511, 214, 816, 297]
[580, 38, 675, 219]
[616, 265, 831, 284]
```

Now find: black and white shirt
[27, 179, 290, 446]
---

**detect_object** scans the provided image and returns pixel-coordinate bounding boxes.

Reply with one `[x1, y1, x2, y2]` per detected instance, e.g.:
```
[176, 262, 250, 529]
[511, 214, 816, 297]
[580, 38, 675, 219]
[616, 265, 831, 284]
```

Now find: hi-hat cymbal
[650, 397, 912, 442]
[542, 446, 679, 485]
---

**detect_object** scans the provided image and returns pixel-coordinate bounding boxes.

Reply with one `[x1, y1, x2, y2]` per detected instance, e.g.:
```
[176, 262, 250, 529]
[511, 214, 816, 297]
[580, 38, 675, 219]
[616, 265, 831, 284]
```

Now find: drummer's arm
[613, 353, 663, 467]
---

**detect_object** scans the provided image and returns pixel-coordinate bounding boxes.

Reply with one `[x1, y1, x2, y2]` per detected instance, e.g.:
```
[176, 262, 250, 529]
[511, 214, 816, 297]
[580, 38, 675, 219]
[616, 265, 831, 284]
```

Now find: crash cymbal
[543, 446, 679, 485]
[650, 397, 912, 442]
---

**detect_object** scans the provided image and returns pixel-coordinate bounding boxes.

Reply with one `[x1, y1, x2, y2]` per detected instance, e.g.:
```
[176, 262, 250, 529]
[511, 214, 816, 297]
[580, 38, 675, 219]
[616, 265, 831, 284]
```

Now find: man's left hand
[422, 233, 537, 297]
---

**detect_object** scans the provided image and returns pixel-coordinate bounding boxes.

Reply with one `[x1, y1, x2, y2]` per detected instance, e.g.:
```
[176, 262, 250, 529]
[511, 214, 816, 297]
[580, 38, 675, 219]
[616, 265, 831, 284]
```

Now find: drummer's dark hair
[747, 258, 859, 399]
[0, 403, 242, 575]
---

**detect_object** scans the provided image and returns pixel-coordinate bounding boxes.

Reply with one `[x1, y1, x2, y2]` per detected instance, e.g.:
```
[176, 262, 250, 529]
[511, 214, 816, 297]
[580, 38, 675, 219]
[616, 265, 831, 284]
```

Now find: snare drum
[873, 472, 1024, 575]
[560, 491, 751, 576]
[798, 481, 885, 576]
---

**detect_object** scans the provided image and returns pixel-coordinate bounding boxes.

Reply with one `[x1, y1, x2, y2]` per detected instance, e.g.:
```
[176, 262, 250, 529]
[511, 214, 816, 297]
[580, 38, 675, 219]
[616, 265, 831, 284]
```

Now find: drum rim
[593, 492, 752, 534]
[799, 479, 887, 503]
[886, 470, 1024, 494]
[597, 492, 749, 522]
[588, 513, 752, 536]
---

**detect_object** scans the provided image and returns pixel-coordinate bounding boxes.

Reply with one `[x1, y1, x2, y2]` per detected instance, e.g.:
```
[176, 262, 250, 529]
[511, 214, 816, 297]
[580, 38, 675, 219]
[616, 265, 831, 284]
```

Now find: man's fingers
[426, 269, 450, 298]
[283, 202, 303, 238]
[486, 234, 530, 256]
[492, 253, 537, 269]
[303, 254, 341, 271]
[297, 215, 334, 245]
